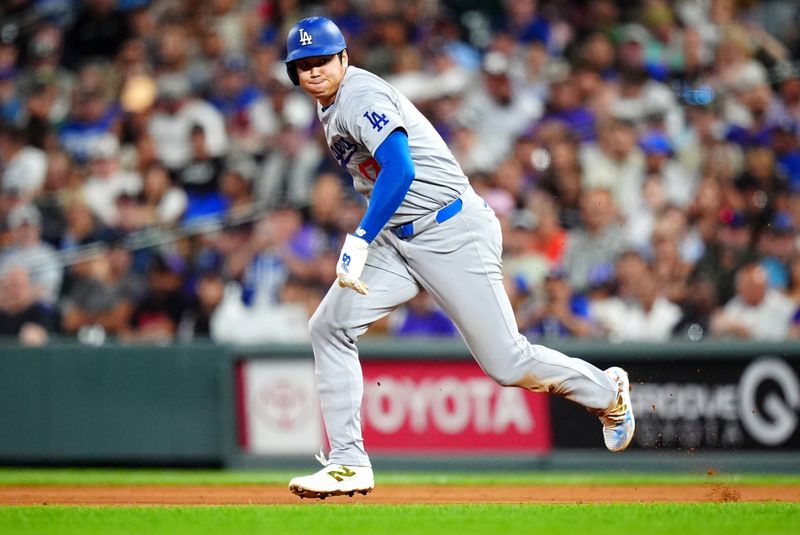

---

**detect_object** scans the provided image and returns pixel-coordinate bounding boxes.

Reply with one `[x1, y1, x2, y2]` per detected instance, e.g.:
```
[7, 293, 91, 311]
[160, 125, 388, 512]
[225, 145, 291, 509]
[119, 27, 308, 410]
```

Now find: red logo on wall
[361, 361, 551, 453]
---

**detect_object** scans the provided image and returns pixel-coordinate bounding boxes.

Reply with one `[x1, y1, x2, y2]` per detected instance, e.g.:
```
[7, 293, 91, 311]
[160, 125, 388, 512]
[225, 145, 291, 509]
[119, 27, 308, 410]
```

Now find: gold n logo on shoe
[327, 466, 355, 482]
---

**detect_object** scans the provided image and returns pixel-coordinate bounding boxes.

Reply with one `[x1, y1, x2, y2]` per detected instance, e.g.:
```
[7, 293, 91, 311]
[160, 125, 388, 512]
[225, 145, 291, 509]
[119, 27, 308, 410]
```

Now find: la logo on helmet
[299, 29, 313, 46]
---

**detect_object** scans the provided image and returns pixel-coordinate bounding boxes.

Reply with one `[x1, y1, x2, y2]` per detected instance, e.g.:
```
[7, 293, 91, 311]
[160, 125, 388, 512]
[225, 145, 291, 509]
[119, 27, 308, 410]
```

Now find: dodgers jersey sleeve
[342, 90, 405, 155]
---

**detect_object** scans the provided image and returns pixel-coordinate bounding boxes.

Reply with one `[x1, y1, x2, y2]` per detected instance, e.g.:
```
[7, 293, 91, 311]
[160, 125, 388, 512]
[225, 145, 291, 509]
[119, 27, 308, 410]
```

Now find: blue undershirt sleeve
[355, 129, 415, 243]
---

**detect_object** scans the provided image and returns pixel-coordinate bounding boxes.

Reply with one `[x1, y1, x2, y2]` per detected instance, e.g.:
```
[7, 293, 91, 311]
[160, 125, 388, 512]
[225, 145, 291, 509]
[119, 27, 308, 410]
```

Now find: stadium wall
[1, 340, 799, 472]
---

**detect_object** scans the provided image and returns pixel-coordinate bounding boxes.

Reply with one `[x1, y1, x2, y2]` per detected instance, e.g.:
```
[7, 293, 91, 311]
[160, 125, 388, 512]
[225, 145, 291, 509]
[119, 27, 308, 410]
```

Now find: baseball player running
[284, 17, 635, 500]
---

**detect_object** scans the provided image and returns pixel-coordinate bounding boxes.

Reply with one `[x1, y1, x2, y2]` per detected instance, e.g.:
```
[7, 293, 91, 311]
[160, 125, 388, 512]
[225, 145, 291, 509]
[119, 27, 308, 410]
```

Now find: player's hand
[336, 234, 369, 295]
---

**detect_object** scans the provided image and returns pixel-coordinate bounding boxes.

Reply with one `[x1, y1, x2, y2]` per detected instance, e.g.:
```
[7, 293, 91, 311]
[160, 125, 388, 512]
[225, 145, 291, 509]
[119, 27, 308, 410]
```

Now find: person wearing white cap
[81, 133, 142, 227]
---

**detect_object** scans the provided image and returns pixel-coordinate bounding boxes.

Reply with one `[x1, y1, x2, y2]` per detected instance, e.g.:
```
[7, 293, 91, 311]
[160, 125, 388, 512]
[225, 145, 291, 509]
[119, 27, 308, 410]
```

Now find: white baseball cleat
[289, 451, 374, 500]
[599, 367, 635, 452]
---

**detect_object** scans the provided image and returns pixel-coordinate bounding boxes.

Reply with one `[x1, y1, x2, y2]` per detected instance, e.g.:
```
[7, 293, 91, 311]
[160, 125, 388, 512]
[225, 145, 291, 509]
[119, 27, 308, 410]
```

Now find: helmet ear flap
[286, 62, 300, 86]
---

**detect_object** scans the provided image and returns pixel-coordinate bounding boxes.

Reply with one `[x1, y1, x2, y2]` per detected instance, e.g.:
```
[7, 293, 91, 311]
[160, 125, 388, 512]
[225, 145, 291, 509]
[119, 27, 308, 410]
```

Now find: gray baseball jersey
[319, 66, 466, 225]
[310, 65, 620, 467]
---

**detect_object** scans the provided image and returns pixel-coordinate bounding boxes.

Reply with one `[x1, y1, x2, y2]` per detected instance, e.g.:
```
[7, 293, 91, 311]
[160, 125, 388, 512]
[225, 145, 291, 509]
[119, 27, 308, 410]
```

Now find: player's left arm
[336, 129, 415, 295]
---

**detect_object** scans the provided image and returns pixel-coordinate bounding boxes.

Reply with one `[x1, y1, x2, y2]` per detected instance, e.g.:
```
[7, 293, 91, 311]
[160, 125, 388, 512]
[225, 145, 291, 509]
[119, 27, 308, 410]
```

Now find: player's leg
[290, 238, 419, 498]
[308, 237, 419, 468]
[402, 188, 630, 446]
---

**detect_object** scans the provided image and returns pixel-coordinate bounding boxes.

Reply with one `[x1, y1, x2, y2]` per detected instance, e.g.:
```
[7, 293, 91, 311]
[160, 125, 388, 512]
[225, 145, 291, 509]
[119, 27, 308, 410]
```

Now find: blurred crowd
[1, 0, 800, 346]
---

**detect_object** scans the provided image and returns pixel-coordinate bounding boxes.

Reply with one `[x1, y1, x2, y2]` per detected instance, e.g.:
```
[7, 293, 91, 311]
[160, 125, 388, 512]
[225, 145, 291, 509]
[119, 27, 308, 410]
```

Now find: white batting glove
[336, 234, 369, 295]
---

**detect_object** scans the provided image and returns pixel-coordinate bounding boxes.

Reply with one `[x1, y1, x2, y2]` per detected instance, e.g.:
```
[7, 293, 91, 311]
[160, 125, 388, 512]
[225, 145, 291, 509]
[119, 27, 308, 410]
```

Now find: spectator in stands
[536, 128, 583, 229]
[611, 24, 683, 134]
[685, 177, 723, 256]
[561, 187, 626, 292]
[457, 51, 543, 172]
[757, 212, 797, 289]
[591, 252, 681, 342]
[532, 67, 596, 143]
[631, 267, 685, 340]
[219, 154, 257, 216]
[81, 133, 142, 228]
[502, 207, 549, 293]
[639, 131, 696, 208]
[693, 209, 760, 305]
[526, 191, 568, 267]
[707, 25, 770, 127]
[650, 212, 694, 304]
[19, 23, 73, 129]
[138, 162, 187, 227]
[287, 171, 352, 290]
[256, 116, 324, 210]
[177, 123, 227, 221]
[0, 123, 48, 202]
[59, 198, 109, 251]
[0, 265, 58, 346]
[0, 204, 62, 306]
[58, 80, 121, 164]
[148, 72, 228, 173]
[153, 21, 194, 80]
[625, 174, 669, 255]
[491, 156, 531, 205]
[672, 274, 718, 341]
[225, 204, 302, 307]
[733, 145, 788, 231]
[576, 31, 617, 80]
[613, 250, 649, 304]
[127, 255, 190, 343]
[33, 150, 87, 248]
[183, 270, 226, 339]
[61, 243, 146, 339]
[208, 54, 267, 156]
[724, 74, 776, 149]
[674, 97, 724, 183]
[520, 269, 594, 339]
[711, 262, 795, 340]
[21, 81, 60, 152]
[579, 116, 645, 219]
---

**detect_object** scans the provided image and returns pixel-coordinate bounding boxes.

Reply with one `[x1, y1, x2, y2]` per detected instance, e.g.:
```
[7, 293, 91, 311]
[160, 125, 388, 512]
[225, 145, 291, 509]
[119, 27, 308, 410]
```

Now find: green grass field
[1, 469, 798, 535]
[2, 503, 799, 535]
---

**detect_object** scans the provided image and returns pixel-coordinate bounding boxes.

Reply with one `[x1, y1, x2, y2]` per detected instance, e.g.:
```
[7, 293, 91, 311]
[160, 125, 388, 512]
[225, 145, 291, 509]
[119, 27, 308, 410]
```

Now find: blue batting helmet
[285, 17, 347, 86]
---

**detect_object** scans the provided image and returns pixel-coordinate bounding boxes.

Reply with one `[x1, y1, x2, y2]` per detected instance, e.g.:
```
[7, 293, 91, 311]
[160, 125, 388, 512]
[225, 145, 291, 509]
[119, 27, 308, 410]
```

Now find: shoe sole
[289, 485, 373, 500]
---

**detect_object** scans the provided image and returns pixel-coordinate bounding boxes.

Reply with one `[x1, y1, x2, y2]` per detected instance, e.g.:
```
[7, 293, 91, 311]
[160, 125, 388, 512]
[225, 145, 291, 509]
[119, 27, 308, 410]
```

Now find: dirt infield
[1, 484, 798, 505]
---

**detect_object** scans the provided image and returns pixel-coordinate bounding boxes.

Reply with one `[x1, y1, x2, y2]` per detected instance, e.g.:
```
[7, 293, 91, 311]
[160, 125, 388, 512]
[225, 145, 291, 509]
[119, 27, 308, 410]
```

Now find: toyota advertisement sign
[237, 359, 550, 455]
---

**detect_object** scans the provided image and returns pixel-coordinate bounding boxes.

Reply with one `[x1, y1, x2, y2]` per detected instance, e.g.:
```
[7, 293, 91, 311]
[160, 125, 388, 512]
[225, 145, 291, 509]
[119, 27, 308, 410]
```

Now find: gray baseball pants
[309, 185, 617, 466]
